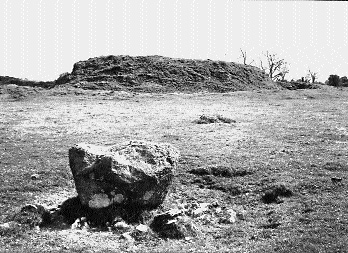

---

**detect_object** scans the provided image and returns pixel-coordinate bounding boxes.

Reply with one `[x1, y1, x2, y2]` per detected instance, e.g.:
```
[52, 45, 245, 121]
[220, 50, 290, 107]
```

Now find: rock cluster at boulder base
[0, 140, 242, 241]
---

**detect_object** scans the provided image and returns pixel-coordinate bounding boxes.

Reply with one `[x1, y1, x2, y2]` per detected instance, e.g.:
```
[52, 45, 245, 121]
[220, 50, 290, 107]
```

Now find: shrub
[340, 76, 348, 87]
[262, 184, 293, 204]
[327, 75, 340, 87]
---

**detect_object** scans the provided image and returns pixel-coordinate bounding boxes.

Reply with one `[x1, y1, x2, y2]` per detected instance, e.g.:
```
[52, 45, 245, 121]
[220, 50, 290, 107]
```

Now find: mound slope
[57, 55, 278, 92]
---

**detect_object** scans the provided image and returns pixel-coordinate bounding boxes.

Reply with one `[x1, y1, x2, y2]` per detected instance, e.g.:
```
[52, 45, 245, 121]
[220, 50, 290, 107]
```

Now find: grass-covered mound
[57, 55, 278, 92]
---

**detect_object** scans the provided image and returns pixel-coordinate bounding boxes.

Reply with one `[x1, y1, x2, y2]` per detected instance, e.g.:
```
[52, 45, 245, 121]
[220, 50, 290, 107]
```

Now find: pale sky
[0, 0, 347, 82]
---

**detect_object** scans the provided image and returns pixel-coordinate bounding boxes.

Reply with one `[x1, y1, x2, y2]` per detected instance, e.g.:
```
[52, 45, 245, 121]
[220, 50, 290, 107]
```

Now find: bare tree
[307, 69, 318, 83]
[279, 64, 290, 81]
[259, 51, 288, 81]
[238, 48, 255, 65]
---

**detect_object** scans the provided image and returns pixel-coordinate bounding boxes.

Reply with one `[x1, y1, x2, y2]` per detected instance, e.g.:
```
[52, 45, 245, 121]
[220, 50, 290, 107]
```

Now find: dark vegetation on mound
[55, 55, 278, 92]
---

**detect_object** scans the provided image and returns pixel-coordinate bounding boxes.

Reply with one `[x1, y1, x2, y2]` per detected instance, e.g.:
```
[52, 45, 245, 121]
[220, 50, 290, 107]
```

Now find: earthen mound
[57, 55, 278, 92]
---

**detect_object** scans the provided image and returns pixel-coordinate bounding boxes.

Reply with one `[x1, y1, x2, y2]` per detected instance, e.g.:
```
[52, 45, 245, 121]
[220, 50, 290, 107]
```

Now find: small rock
[167, 208, 183, 216]
[211, 201, 219, 208]
[0, 221, 20, 230]
[194, 114, 236, 124]
[71, 218, 81, 229]
[81, 222, 90, 230]
[0, 221, 21, 235]
[30, 174, 40, 180]
[218, 209, 237, 224]
[331, 177, 343, 183]
[12, 204, 50, 227]
[227, 209, 237, 223]
[70, 217, 89, 230]
[114, 221, 131, 231]
[0, 222, 11, 229]
[135, 224, 149, 233]
[236, 210, 246, 220]
[192, 203, 211, 217]
[150, 211, 197, 239]
[121, 232, 134, 242]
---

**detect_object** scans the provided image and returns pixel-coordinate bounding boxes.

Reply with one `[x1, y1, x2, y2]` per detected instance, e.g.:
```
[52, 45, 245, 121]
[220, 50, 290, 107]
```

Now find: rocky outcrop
[68, 141, 179, 212]
[57, 55, 277, 92]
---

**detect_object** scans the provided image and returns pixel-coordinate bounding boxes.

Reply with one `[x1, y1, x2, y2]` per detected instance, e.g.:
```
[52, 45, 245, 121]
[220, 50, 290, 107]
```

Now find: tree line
[238, 48, 347, 87]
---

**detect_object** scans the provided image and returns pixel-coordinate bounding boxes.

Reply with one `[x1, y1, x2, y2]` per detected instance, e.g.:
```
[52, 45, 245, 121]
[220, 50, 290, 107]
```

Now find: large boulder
[69, 140, 179, 212]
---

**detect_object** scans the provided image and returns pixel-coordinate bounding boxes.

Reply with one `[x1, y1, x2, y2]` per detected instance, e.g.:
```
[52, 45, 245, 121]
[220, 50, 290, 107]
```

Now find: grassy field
[1, 85, 348, 252]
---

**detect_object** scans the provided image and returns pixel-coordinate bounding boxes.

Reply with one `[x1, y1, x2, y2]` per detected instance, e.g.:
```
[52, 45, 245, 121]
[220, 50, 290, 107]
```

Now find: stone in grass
[11, 204, 50, 228]
[217, 209, 237, 224]
[135, 224, 149, 233]
[194, 114, 236, 124]
[131, 224, 154, 241]
[121, 232, 135, 242]
[119, 225, 153, 242]
[150, 209, 197, 239]
[69, 140, 180, 222]
[0, 221, 23, 236]
[30, 174, 40, 180]
[192, 203, 212, 217]
[71, 217, 89, 230]
[113, 220, 132, 231]
[262, 184, 293, 204]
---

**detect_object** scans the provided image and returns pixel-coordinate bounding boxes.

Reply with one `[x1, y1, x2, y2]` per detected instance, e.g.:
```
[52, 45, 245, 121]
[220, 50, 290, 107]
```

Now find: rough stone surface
[69, 140, 179, 210]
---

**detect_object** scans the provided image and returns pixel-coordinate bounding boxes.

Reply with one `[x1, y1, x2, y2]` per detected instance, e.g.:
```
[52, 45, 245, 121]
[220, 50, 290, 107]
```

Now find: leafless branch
[307, 68, 318, 83]
[239, 48, 255, 66]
